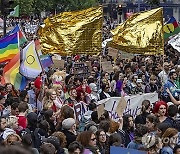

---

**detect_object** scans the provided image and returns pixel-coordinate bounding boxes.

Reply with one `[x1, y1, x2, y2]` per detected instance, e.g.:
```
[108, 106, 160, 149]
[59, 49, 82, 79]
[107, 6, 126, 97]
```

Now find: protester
[0, 8, 180, 154]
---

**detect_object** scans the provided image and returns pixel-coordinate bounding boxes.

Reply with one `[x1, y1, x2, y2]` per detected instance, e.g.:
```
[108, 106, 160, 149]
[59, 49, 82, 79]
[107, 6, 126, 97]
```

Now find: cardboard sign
[120, 50, 134, 59]
[97, 104, 105, 119]
[108, 47, 118, 59]
[52, 59, 65, 70]
[115, 96, 127, 117]
[101, 61, 113, 73]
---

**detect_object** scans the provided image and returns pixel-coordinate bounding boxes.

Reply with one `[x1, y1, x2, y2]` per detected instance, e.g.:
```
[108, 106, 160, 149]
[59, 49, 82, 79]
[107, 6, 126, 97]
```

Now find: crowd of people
[0, 16, 179, 154]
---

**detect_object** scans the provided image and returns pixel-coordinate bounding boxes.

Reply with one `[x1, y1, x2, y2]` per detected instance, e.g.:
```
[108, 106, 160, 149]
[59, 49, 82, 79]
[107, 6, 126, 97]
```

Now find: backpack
[21, 128, 41, 150]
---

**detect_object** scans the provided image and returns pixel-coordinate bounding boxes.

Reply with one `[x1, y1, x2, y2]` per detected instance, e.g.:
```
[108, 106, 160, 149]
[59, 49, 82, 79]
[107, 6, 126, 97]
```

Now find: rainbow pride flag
[6, 25, 27, 46]
[2, 52, 28, 90]
[0, 33, 19, 63]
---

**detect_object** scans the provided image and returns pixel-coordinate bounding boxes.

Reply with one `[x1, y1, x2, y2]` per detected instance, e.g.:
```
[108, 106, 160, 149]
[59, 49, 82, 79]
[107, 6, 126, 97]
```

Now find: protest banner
[110, 146, 147, 154]
[168, 33, 180, 52]
[98, 93, 158, 121]
[101, 61, 113, 73]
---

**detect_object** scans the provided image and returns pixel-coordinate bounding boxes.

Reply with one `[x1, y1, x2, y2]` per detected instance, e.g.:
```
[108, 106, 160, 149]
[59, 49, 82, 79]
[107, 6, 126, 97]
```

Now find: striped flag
[0, 33, 19, 63]
[2, 52, 28, 91]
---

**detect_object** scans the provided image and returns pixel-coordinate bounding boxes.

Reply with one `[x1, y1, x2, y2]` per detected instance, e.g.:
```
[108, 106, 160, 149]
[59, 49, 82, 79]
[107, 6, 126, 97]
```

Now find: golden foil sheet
[38, 7, 103, 56]
[110, 8, 164, 55]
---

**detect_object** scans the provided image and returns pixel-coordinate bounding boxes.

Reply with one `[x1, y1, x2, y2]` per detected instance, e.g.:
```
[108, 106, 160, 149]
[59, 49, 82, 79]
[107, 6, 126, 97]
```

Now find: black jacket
[135, 112, 150, 125]
[62, 129, 77, 148]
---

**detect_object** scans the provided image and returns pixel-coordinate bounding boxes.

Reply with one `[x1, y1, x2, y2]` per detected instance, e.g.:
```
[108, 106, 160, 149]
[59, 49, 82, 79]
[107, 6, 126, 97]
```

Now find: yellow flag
[38, 7, 103, 56]
[20, 41, 42, 79]
[110, 8, 164, 55]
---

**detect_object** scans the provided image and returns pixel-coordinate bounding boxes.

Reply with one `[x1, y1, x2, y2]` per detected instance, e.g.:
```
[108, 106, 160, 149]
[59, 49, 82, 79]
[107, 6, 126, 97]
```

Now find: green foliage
[58, 0, 99, 12]
[12, 0, 99, 16]
[14, 0, 34, 15]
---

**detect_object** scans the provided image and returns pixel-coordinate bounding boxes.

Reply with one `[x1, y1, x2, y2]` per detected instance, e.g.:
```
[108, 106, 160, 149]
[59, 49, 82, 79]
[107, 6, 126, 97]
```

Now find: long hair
[43, 89, 56, 110]
[77, 131, 95, 147]
[141, 100, 151, 114]
[123, 114, 134, 132]
[162, 128, 178, 146]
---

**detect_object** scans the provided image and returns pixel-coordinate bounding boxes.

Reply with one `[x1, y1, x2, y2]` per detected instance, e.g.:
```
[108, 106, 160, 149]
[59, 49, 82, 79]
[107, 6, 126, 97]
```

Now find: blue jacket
[163, 79, 179, 98]
[161, 146, 173, 154]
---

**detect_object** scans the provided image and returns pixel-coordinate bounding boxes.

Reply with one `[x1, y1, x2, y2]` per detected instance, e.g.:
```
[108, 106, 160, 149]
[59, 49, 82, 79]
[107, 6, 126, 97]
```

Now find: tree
[14, 0, 34, 15]
[12, 0, 99, 16]
[57, 0, 99, 12]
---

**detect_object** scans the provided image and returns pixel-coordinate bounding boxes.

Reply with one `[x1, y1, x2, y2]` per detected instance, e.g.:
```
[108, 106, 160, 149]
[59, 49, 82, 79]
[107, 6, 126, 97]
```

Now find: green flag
[8, 5, 19, 17]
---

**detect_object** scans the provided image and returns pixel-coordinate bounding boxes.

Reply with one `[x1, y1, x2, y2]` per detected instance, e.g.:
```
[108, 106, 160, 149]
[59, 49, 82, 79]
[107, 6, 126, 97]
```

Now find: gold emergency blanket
[38, 7, 103, 56]
[110, 8, 164, 55]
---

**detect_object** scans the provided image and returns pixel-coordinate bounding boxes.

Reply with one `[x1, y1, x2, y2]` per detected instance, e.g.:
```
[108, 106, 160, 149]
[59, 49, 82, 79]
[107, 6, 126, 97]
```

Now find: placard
[52, 59, 65, 70]
[108, 47, 118, 59]
[97, 104, 105, 119]
[115, 96, 127, 117]
[101, 61, 113, 73]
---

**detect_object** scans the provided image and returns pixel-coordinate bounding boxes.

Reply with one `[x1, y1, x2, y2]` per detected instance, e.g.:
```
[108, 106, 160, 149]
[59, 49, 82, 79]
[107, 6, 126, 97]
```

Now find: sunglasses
[91, 138, 96, 141]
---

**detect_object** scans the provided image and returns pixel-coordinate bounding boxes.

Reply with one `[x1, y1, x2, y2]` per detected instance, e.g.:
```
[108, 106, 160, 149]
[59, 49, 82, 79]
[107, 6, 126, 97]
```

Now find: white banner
[168, 33, 180, 52]
[97, 93, 158, 121]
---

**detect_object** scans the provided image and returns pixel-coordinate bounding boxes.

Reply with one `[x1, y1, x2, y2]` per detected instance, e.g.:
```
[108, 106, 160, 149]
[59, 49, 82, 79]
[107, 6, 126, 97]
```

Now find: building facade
[101, 0, 180, 22]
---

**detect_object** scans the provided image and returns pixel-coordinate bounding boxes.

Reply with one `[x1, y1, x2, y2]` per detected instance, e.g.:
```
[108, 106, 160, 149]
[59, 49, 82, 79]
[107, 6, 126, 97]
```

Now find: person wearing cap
[61, 118, 77, 148]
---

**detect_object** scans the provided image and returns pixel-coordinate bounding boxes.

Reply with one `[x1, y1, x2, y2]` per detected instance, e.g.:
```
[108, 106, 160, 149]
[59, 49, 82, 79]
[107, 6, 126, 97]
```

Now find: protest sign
[120, 50, 134, 59]
[98, 93, 158, 121]
[72, 62, 90, 78]
[74, 103, 82, 122]
[115, 96, 127, 117]
[74, 102, 87, 122]
[101, 61, 113, 73]
[108, 47, 118, 59]
[52, 59, 65, 70]
[110, 146, 147, 154]
[97, 104, 105, 119]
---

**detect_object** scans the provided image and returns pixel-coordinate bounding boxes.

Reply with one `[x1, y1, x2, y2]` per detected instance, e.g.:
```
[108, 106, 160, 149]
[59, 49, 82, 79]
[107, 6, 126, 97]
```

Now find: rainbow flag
[2, 52, 28, 90]
[6, 25, 27, 46]
[0, 33, 19, 63]
[164, 17, 180, 39]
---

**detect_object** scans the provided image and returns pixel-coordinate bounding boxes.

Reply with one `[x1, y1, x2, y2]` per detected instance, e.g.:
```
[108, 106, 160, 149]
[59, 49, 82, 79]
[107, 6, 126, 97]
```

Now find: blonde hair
[52, 84, 63, 91]
[6, 116, 18, 128]
[43, 89, 56, 110]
